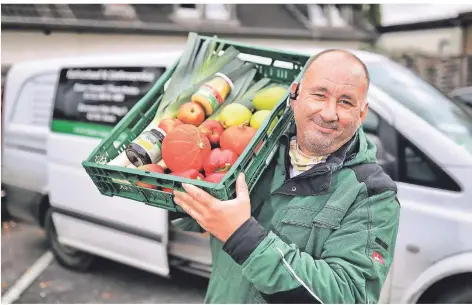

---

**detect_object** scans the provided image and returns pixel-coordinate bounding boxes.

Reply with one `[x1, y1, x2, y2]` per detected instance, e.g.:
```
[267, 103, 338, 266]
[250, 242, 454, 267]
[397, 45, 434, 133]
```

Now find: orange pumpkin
[162, 124, 211, 173]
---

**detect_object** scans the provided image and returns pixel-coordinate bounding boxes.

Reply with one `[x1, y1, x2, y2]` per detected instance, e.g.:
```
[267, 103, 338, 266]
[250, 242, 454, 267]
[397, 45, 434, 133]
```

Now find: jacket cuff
[223, 217, 268, 265]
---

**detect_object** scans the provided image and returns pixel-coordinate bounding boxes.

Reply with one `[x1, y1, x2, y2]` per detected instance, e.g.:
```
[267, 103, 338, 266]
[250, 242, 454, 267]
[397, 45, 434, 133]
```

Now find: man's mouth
[312, 121, 337, 134]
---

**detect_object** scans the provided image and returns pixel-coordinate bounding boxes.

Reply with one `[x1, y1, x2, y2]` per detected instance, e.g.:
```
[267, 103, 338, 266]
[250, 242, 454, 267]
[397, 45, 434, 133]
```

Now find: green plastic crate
[82, 35, 310, 212]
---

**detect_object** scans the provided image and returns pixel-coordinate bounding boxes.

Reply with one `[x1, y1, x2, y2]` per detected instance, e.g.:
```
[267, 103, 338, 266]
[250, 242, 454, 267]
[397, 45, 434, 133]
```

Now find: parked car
[450, 86, 472, 117]
[2, 46, 471, 303]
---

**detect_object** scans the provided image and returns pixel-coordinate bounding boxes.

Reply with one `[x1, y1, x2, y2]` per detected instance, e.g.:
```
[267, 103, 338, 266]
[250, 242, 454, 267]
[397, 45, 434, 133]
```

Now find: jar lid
[215, 72, 234, 91]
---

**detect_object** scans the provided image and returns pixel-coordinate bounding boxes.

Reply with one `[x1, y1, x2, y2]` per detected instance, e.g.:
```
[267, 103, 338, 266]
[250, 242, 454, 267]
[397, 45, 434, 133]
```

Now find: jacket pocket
[312, 209, 342, 230]
[279, 207, 321, 250]
[279, 206, 346, 257]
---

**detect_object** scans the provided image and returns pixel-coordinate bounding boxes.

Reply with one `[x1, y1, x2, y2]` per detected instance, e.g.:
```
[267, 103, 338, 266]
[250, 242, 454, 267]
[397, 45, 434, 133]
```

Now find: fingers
[182, 183, 218, 207]
[174, 195, 204, 223]
[174, 190, 207, 216]
[236, 173, 249, 199]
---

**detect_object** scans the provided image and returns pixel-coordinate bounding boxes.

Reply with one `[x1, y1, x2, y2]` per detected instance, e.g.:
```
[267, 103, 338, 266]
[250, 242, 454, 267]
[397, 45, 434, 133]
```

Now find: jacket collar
[273, 122, 360, 196]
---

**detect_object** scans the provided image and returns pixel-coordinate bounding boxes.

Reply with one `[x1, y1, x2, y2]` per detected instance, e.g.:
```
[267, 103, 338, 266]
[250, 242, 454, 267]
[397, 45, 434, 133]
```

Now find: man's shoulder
[346, 162, 397, 198]
[336, 163, 400, 226]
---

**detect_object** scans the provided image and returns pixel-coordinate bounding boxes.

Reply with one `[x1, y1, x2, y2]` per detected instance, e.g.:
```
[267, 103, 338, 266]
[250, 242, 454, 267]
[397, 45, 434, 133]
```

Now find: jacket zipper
[275, 247, 324, 304]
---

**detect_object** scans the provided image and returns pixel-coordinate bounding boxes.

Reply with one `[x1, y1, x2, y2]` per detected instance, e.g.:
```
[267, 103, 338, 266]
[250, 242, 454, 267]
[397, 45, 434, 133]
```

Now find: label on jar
[196, 84, 224, 111]
[133, 128, 165, 164]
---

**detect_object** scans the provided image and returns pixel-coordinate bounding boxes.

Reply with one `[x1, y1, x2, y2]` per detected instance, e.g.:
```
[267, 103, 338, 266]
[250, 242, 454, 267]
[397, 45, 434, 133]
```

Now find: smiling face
[291, 51, 369, 157]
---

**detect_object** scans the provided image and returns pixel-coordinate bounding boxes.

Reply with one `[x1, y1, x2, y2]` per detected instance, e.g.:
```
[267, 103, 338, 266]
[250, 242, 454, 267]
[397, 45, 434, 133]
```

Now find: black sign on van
[52, 66, 165, 138]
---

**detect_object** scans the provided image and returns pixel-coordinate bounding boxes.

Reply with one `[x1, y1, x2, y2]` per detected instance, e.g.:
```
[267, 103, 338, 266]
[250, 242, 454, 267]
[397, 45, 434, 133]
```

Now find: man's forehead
[303, 53, 367, 87]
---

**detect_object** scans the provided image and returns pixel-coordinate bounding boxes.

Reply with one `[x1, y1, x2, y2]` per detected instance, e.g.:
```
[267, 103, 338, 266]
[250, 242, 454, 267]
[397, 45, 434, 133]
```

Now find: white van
[2, 47, 472, 303]
[1, 51, 212, 278]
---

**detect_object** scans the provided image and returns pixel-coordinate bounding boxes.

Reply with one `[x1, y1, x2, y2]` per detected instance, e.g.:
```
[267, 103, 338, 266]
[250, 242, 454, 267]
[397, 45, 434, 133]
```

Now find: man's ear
[289, 81, 300, 111]
[360, 102, 369, 122]
[289, 97, 295, 111]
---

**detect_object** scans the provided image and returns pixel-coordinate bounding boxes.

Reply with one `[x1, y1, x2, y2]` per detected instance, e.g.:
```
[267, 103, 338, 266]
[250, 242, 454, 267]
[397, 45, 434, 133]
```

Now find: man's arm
[223, 190, 400, 304]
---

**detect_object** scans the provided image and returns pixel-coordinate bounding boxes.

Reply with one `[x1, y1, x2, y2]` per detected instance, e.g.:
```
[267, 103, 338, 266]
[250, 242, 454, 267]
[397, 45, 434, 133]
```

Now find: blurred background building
[2, 3, 472, 92]
[1, 4, 378, 64]
[376, 6, 472, 92]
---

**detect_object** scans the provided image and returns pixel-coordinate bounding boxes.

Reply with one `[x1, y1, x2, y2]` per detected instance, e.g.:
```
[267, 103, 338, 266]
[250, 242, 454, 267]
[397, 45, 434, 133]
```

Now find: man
[172, 49, 400, 304]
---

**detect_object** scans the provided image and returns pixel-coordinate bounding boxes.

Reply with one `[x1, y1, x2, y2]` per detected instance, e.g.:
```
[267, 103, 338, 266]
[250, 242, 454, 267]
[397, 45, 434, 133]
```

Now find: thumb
[236, 173, 249, 199]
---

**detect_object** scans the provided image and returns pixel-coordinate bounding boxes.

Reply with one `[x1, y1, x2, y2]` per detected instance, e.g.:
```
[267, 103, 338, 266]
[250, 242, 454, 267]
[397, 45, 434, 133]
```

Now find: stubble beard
[298, 120, 359, 157]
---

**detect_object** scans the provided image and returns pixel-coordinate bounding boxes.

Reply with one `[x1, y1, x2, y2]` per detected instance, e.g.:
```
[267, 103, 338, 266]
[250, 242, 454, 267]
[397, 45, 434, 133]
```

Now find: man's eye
[313, 94, 325, 98]
[340, 100, 353, 106]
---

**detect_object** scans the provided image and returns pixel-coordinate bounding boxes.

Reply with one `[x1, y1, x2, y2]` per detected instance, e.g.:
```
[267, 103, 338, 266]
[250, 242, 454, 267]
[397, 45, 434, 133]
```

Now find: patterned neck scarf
[288, 137, 328, 172]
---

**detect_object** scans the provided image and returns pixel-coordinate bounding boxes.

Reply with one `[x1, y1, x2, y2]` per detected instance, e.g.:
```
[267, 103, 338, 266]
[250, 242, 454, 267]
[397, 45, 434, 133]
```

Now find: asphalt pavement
[1, 219, 208, 303]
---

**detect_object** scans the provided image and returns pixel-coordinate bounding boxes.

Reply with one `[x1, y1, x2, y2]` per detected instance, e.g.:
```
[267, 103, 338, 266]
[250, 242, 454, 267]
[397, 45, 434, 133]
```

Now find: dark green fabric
[172, 124, 400, 304]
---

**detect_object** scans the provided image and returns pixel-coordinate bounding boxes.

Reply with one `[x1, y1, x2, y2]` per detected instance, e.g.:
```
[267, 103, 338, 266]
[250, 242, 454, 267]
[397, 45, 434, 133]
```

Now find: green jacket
[173, 123, 400, 304]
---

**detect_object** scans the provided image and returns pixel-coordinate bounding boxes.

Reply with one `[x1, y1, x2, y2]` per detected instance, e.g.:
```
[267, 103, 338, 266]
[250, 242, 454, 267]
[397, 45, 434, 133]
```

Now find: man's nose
[320, 100, 338, 121]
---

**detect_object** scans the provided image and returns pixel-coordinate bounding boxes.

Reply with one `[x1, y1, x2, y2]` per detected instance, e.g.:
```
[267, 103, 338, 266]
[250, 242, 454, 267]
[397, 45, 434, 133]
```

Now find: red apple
[199, 120, 225, 147]
[204, 172, 226, 184]
[177, 102, 205, 126]
[203, 148, 238, 175]
[162, 169, 205, 193]
[135, 164, 165, 189]
[158, 118, 183, 134]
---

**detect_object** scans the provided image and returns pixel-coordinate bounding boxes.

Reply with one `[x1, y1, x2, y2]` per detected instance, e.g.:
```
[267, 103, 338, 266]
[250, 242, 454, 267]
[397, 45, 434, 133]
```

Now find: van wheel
[45, 208, 94, 272]
[434, 284, 472, 303]
[1, 188, 9, 221]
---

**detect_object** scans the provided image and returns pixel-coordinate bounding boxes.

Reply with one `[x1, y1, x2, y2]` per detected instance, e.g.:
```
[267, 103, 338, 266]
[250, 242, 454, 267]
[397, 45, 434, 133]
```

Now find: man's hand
[173, 173, 251, 243]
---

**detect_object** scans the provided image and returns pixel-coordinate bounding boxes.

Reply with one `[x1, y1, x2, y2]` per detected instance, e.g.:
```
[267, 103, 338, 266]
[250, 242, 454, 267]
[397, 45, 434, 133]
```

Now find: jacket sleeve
[223, 190, 400, 304]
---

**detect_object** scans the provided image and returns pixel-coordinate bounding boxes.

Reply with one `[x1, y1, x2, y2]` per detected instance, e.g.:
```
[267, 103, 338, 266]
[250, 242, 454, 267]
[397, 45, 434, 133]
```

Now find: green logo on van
[51, 119, 112, 139]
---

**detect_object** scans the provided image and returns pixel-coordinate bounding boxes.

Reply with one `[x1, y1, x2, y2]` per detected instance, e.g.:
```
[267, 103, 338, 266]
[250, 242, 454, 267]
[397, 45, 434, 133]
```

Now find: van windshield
[367, 61, 472, 154]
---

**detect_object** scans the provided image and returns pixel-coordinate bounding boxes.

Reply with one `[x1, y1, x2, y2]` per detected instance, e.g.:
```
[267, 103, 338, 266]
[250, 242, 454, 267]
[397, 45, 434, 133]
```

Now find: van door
[384, 131, 471, 304]
[2, 70, 56, 221]
[47, 65, 172, 276]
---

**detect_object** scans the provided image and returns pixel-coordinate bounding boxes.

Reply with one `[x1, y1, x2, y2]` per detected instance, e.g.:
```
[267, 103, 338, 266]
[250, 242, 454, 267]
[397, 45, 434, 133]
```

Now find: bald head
[303, 49, 370, 92]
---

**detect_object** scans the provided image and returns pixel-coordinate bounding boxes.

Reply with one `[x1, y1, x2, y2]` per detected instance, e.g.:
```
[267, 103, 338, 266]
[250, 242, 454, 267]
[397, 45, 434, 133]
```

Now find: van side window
[362, 110, 398, 180]
[398, 135, 461, 191]
[51, 66, 165, 139]
[10, 73, 57, 128]
[362, 108, 379, 134]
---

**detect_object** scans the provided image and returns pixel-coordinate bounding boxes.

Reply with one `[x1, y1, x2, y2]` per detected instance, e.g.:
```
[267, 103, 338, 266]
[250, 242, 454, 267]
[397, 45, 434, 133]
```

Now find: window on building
[102, 4, 137, 20]
[180, 4, 196, 9]
[205, 4, 231, 21]
[328, 5, 348, 27]
[174, 4, 201, 19]
[308, 4, 328, 27]
[339, 5, 353, 26]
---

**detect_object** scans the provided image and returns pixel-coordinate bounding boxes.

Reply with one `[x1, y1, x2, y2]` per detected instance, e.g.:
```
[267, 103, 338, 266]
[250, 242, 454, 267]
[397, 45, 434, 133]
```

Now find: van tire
[1, 187, 9, 221]
[45, 208, 95, 272]
[434, 284, 472, 303]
